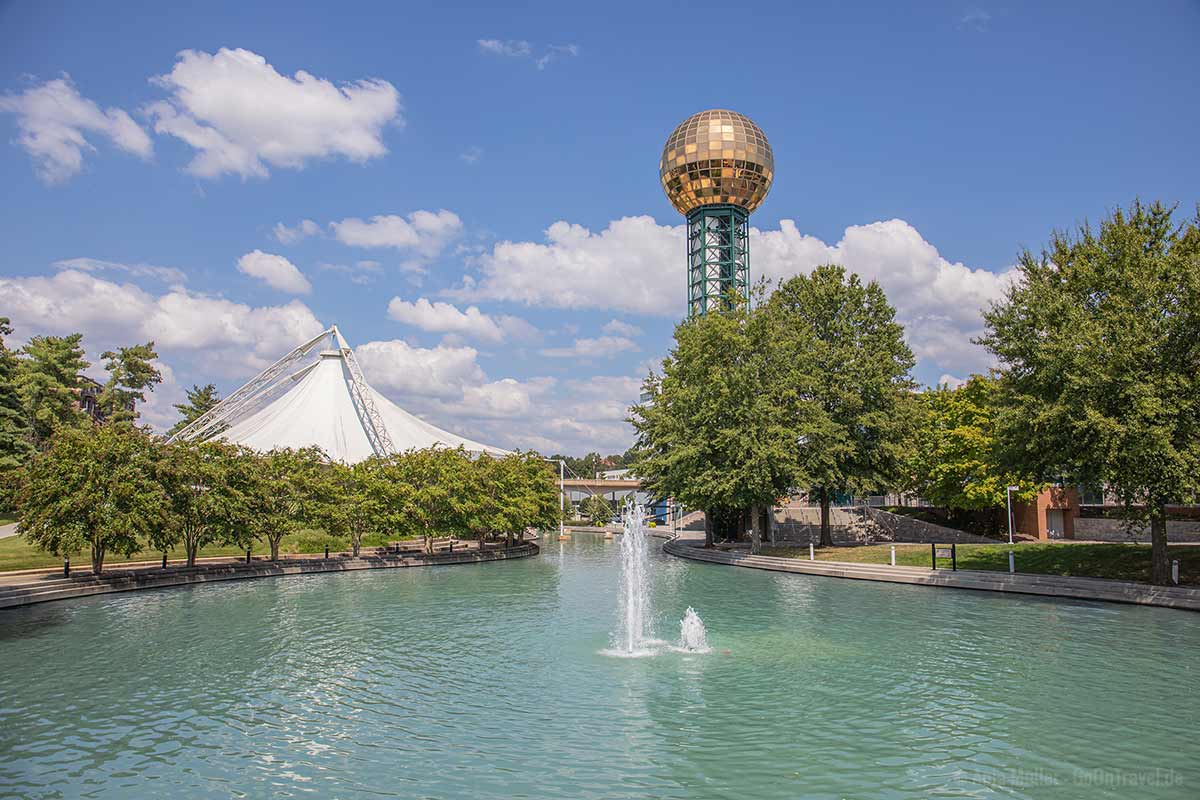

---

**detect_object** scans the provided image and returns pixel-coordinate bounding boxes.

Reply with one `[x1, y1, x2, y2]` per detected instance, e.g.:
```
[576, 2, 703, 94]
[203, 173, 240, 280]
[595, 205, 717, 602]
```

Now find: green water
[0, 534, 1197, 799]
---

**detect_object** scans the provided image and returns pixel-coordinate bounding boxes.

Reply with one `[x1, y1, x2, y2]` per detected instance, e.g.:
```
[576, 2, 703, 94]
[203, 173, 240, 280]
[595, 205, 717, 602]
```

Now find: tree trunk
[269, 536, 280, 562]
[749, 504, 761, 554]
[703, 509, 713, 548]
[1150, 502, 1171, 585]
[187, 541, 198, 568]
[819, 487, 833, 547]
[352, 535, 360, 558]
[91, 540, 105, 576]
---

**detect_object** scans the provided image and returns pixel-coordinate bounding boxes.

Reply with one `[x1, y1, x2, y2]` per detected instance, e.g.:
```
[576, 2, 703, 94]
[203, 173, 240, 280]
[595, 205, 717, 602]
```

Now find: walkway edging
[662, 537, 1200, 612]
[0, 543, 539, 610]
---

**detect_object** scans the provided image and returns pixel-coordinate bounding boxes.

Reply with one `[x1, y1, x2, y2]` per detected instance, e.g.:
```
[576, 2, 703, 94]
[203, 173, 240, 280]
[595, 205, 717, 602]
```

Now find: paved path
[661, 533, 1200, 612]
[0, 523, 18, 540]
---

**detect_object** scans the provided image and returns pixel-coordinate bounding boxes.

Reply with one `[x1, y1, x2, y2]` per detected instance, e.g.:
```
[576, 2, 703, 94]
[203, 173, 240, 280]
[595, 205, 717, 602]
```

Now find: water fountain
[608, 501, 655, 655]
[676, 607, 710, 653]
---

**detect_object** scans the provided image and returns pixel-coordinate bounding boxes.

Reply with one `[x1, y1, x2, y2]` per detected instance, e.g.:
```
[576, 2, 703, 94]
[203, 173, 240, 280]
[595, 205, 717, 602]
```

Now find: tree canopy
[981, 200, 1200, 584]
[0, 318, 35, 509]
[98, 342, 162, 424]
[17, 333, 88, 446]
[169, 383, 221, 436]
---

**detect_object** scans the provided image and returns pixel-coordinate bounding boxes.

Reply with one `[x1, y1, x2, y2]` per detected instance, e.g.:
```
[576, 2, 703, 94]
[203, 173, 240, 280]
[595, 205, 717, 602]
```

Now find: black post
[162, 552, 168, 569]
[324, 545, 329, 559]
[930, 542, 936, 570]
[63, 555, 70, 578]
[245, 548, 251, 564]
[951, 543, 957, 571]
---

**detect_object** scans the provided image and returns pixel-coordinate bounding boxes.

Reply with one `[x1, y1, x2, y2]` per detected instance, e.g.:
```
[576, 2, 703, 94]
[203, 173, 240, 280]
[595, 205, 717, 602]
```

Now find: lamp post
[1006, 485, 1020, 545]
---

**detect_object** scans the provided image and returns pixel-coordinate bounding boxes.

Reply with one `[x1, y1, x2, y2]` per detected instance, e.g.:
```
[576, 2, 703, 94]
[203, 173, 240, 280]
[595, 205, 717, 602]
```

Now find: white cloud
[451, 216, 677, 312]
[237, 250, 312, 294]
[456, 214, 1016, 377]
[0, 77, 152, 184]
[477, 39, 579, 69]
[147, 48, 401, 179]
[386, 297, 536, 343]
[477, 39, 533, 57]
[0, 268, 324, 379]
[602, 319, 642, 337]
[460, 145, 483, 164]
[272, 218, 320, 244]
[937, 374, 968, 389]
[540, 335, 638, 359]
[330, 210, 463, 264]
[355, 339, 486, 399]
[318, 259, 382, 285]
[53, 257, 186, 285]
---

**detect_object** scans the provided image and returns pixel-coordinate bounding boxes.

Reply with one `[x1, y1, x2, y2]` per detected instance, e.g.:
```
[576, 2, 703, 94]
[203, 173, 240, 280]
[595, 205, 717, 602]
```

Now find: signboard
[935, 547, 952, 559]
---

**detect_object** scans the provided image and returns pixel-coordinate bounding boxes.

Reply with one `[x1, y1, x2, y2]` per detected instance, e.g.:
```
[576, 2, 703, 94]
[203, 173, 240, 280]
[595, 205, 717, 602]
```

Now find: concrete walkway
[662, 533, 1200, 612]
[0, 523, 18, 540]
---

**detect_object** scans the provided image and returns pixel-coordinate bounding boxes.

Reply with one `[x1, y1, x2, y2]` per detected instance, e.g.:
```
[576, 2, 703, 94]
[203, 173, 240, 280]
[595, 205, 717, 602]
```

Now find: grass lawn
[759, 542, 1200, 586]
[0, 530, 421, 573]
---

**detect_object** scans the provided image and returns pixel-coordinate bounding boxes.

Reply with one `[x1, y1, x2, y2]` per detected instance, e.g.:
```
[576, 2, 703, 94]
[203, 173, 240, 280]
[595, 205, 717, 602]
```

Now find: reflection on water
[1, 533, 1198, 799]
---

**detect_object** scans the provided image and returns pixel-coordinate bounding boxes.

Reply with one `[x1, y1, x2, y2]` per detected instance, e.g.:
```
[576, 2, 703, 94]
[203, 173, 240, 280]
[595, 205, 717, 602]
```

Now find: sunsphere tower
[659, 109, 774, 318]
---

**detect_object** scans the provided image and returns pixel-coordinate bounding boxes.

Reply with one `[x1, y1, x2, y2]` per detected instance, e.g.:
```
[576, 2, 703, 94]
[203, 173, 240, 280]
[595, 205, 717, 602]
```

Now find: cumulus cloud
[540, 335, 639, 359]
[53, 257, 186, 285]
[330, 210, 463, 267]
[455, 215, 1015, 377]
[146, 48, 401, 179]
[386, 297, 535, 343]
[318, 259, 383, 285]
[602, 319, 642, 337]
[355, 339, 486, 399]
[0, 268, 324, 379]
[272, 218, 321, 244]
[237, 250, 312, 294]
[0, 77, 153, 184]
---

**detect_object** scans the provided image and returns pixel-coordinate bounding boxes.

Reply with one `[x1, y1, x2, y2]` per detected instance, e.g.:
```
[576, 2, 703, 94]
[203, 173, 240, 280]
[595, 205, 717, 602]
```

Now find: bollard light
[162, 552, 168, 569]
[1009, 550, 1015, 574]
[324, 545, 329, 559]
[63, 555, 70, 578]
[809, 542, 814, 561]
[246, 548, 251, 564]
[1172, 559, 1180, 585]
[890, 545, 896, 567]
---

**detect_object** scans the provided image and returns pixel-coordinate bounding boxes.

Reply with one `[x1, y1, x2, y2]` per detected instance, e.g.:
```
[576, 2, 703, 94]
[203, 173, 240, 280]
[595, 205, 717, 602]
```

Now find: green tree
[906, 375, 1040, 530]
[0, 318, 35, 509]
[325, 457, 389, 557]
[168, 383, 221, 436]
[17, 333, 88, 446]
[384, 447, 476, 552]
[765, 266, 916, 546]
[631, 291, 799, 550]
[244, 447, 330, 561]
[18, 424, 167, 574]
[981, 201, 1200, 584]
[153, 440, 257, 566]
[580, 494, 612, 526]
[98, 342, 161, 424]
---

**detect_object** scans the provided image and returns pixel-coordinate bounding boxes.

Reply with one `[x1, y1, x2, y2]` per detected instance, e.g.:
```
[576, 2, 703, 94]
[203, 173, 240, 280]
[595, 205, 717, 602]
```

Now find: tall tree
[17, 333, 88, 446]
[384, 447, 476, 552]
[324, 457, 389, 557]
[18, 424, 166, 574]
[0, 318, 35, 509]
[981, 201, 1200, 585]
[169, 383, 221, 436]
[906, 375, 1040, 528]
[244, 447, 330, 561]
[98, 342, 161, 424]
[631, 292, 799, 550]
[153, 440, 257, 566]
[765, 265, 916, 546]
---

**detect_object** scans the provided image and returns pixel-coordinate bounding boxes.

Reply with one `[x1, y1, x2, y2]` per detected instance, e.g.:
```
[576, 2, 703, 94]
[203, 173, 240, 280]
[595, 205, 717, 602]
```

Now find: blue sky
[2, 0, 1198, 453]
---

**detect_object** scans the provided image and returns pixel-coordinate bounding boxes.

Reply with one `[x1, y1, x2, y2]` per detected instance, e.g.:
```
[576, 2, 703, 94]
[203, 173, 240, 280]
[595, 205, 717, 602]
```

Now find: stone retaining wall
[1074, 518, 1200, 543]
[0, 543, 539, 610]
[863, 507, 997, 544]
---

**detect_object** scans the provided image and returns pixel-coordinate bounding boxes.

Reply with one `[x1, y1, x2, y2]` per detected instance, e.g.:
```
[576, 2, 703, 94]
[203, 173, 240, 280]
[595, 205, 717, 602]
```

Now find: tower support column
[686, 204, 749, 318]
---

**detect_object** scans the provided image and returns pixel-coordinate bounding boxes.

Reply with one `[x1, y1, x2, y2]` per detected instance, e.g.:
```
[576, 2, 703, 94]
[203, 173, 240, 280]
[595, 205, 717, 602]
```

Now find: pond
[1, 534, 1197, 798]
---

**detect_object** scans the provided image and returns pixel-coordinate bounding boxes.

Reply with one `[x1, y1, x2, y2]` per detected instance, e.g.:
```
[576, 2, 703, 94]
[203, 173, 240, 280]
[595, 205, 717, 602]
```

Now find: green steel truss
[686, 204, 749, 318]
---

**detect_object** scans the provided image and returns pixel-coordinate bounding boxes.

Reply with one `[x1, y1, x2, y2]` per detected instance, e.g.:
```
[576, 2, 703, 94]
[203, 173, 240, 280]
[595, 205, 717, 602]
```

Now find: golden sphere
[659, 109, 774, 216]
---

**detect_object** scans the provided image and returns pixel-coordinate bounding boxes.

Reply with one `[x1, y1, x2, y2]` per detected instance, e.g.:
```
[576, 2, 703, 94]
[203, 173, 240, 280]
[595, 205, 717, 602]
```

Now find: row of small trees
[632, 201, 1200, 584]
[17, 423, 560, 574]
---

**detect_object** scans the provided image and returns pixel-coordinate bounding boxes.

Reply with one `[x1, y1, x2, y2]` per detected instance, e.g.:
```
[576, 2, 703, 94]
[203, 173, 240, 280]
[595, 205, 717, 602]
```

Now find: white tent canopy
[170, 326, 505, 463]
